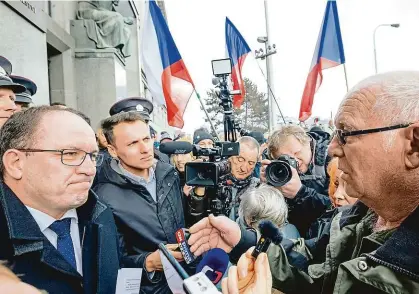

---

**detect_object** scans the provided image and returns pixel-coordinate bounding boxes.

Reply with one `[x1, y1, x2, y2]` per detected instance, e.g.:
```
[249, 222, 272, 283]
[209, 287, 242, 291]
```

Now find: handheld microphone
[175, 229, 196, 264]
[251, 220, 283, 258]
[158, 243, 221, 294]
[237, 221, 282, 291]
[159, 141, 193, 155]
[158, 243, 189, 280]
[196, 248, 229, 284]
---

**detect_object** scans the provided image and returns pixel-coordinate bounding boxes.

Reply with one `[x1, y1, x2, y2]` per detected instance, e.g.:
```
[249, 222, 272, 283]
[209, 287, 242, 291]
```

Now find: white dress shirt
[25, 206, 83, 275]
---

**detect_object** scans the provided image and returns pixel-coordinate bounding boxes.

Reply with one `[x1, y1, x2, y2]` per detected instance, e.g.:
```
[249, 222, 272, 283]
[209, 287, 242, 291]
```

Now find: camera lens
[265, 161, 293, 187]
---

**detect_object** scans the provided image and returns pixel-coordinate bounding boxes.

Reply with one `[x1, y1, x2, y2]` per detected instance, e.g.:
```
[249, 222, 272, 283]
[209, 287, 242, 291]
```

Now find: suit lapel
[40, 241, 81, 278]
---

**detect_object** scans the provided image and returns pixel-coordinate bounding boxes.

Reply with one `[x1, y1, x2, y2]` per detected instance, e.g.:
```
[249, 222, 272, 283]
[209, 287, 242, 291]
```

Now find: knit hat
[248, 131, 265, 145]
[160, 131, 172, 143]
[193, 129, 214, 145]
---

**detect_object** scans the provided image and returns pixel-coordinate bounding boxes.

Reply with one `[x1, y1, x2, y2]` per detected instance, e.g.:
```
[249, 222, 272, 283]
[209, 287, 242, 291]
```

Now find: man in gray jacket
[94, 111, 186, 294]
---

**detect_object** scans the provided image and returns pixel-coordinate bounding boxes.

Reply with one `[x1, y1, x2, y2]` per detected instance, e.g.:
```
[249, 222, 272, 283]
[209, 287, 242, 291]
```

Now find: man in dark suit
[0, 106, 121, 294]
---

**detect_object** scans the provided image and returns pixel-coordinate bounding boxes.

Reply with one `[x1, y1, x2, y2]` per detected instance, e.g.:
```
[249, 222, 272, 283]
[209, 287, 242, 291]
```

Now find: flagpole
[194, 90, 220, 140]
[343, 64, 349, 92]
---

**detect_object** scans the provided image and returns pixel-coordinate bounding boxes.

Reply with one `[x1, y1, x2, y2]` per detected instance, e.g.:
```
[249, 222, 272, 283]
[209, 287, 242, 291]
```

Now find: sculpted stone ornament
[77, 0, 134, 58]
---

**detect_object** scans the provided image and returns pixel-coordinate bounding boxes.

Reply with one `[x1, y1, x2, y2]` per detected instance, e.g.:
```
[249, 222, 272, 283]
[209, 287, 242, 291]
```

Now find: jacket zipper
[365, 254, 419, 281]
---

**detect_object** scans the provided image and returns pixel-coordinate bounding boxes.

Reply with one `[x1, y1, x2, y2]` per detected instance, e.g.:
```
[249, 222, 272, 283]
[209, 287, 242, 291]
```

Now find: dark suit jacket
[0, 183, 121, 294]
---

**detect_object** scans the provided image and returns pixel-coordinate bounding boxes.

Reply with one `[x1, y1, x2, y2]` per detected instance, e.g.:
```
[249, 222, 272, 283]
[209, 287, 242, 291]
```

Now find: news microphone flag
[142, 0, 195, 128]
[196, 248, 229, 285]
[225, 17, 251, 108]
[298, 0, 346, 122]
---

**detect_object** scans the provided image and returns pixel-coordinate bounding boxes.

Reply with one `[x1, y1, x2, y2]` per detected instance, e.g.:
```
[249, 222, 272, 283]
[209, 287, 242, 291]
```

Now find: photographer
[261, 125, 331, 238]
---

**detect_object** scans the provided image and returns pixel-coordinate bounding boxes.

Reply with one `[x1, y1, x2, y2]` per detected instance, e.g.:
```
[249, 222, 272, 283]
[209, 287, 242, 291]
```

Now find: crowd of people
[0, 53, 418, 294]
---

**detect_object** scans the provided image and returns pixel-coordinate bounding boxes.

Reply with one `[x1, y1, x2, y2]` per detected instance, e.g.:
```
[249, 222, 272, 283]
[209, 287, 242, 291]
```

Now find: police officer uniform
[10, 75, 37, 111]
[109, 97, 171, 164]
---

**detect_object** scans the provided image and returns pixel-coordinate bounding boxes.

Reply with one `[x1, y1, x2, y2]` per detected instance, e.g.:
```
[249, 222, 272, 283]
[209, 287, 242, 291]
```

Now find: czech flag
[225, 17, 251, 108]
[299, 0, 345, 122]
[141, 0, 195, 128]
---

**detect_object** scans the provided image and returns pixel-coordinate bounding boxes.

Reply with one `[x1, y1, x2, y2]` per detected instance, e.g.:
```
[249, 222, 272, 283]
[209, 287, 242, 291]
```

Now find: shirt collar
[25, 206, 78, 233]
[117, 161, 155, 185]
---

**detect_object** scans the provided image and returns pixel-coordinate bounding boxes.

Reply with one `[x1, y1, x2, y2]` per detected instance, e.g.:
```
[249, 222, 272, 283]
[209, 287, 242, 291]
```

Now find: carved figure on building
[77, 0, 134, 57]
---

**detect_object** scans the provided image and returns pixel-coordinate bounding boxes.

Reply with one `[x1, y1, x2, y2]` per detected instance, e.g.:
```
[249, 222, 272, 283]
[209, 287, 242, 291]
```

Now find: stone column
[74, 48, 126, 129]
[71, 19, 127, 129]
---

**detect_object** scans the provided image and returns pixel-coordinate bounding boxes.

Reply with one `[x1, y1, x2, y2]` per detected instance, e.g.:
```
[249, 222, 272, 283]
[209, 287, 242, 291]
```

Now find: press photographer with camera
[261, 125, 332, 238]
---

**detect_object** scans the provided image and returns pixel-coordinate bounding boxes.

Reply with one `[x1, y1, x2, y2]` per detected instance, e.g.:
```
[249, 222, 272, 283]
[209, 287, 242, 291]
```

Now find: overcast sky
[163, 0, 419, 134]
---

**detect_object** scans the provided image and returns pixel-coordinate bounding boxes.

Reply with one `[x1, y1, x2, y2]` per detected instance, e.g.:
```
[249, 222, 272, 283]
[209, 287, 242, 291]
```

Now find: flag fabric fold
[141, 0, 195, 128]
[225, 17, 251, 108]
[299, 0, 345, 122]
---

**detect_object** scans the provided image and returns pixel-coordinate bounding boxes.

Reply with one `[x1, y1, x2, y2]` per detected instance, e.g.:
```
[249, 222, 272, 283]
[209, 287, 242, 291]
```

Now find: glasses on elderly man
[333, 123, 412, 146]
[17, 148, 104, 167]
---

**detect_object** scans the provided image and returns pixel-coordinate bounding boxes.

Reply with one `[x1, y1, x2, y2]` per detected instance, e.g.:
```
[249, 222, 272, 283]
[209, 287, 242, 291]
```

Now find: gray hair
[102, 111, 147, 145]
[239, 184, 288, 230]
[345, 71, 419, 149]
[239, 136, 260, 155]
[268, 125, 310, 159]
[0, 106, 91, 176]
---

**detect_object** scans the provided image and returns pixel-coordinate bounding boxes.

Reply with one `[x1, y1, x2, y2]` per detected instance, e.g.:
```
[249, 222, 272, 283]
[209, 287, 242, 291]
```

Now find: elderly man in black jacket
[0, 106, 121, 294]
[94, 111, 185, 294]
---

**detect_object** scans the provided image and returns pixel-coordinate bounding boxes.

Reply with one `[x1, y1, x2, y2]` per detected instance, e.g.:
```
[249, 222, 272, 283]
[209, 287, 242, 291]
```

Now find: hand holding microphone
[146, 244, 184, 271]
[221, 250, 271, 294]
[222, 221, 282, 294]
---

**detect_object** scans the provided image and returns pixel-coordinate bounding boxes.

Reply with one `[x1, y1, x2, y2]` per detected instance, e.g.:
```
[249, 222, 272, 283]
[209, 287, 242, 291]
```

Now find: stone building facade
[0, 0, 173, 135]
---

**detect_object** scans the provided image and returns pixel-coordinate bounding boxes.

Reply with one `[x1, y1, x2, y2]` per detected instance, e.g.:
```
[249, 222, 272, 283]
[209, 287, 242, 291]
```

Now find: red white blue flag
[142, 0, 195, 128]
[299, 0, 345, 122]
[225, 17, 251, 108]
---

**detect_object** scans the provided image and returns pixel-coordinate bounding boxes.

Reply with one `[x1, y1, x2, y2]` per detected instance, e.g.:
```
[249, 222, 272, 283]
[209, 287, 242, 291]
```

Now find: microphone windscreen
[159, 141, 193, 154]
[196, 248, 229, 284]
[259, 220, 283, 245]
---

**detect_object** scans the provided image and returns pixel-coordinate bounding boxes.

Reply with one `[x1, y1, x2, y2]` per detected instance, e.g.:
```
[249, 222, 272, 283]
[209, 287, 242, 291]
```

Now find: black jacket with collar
[0, 182, 121, 294]
[93, 159, 185, 294]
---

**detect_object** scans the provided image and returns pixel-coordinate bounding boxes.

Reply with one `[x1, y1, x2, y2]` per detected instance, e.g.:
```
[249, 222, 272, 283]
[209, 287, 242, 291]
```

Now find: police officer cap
[109, 97, 154, 122]
[0, 57, 26, 94]
[10, 75, 37, 104]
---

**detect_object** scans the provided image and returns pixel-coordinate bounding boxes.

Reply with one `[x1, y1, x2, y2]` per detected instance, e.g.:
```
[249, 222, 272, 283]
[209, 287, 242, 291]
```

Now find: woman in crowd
[171, 136, 194, 195]
[327, 158, 357, 207]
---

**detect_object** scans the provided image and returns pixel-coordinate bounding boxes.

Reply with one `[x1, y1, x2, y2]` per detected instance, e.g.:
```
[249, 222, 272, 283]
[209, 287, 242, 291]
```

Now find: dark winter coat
[286, 130, 332, 237]
[0, 183, 121, 294]
[93, 159, 185, 294]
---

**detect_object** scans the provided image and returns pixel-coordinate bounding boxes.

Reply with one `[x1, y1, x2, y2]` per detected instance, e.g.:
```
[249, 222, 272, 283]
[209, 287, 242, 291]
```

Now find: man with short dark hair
[0, 106, 121, 294]
[95, 111, 185, 294]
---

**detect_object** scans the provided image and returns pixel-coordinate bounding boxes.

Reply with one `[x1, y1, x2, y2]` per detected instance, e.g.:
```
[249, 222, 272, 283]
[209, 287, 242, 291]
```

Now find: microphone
[158, 243, 220, 294]
[196, 248, 229, 284]
[251, 220, 283, 258]
[159, 141, 193, 155]
[175, 229, 196, 264]
[237, 221, 283, 292]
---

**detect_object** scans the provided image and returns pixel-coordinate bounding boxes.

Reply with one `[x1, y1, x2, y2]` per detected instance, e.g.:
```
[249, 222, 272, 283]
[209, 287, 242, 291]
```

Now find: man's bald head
[343, 71, 419, 123]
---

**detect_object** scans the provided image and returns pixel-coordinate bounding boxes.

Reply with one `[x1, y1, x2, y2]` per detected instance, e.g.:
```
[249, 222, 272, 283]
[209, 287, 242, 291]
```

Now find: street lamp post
[373, 23, 400, 74]
[255, 0, 277, 133]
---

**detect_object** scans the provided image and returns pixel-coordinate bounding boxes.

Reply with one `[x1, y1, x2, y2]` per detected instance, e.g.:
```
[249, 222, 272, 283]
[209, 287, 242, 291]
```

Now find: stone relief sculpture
[77, 0, 134, 57]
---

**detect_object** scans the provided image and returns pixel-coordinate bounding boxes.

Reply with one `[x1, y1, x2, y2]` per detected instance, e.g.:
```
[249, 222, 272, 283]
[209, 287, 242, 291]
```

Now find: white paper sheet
[115, 268, 143, 294]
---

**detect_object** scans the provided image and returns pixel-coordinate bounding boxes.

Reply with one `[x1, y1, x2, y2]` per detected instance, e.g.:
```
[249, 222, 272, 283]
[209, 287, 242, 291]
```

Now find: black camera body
[186, 141, 239, 187]
[265, 155, 299, 187]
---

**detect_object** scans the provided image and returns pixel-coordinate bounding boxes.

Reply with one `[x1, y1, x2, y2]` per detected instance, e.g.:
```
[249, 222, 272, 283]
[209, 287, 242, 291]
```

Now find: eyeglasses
[333, 123, 412, 146]
[17, 148, 104, 167]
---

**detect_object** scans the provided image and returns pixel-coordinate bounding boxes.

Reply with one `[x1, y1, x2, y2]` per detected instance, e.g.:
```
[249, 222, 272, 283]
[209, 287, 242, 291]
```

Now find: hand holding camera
[261, 155, 302, 198]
